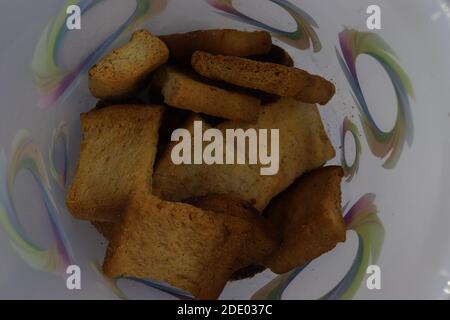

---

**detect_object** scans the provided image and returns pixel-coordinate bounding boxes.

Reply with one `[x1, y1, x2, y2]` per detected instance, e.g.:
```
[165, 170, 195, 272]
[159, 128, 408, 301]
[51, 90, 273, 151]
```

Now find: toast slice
[152, 66, 262, 122]
[160, 29, 272, 64]
[263, 166, 346, 274]
[66, 105, 164, 222]
[102, 191, 252, 300]
[89, 30, 169, 99]
[153, 97, 336, 211]
[192, 51, 335, 105]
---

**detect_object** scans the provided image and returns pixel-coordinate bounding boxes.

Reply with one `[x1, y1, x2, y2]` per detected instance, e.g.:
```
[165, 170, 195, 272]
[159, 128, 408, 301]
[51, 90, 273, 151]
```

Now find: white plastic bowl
[1, 0, 450, 299]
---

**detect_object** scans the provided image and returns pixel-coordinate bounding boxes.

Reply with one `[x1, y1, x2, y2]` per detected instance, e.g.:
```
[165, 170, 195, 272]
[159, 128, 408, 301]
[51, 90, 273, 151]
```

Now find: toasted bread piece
[160, 29, 272, 64]
[192, 51, 335, 105]
[66, 105, 163, 222]
[92, 222, 115, 240]
[263, 166, 346, 274]
[185, 195, 280, 265]
[153, 98, 336, 211]
[89, 30, 169, 99]
[250, 45, 294, 67]
[152, 66, 261, 122]
[102, 191, 252, 300]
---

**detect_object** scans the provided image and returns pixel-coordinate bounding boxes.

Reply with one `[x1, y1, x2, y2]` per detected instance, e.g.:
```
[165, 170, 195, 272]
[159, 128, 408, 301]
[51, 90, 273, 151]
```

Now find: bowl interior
[1, 0, 450, 299]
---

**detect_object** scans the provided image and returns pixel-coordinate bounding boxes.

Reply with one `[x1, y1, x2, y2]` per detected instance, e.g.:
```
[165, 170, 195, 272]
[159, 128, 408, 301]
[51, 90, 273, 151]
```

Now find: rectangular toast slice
[102, 191, 252, 299]
[152, 66, 262, 122]
[263, 166, 346, 274]
[192, 51, 335, 105]
[89, 30, 169, 99]
[66, 105, 164, 222]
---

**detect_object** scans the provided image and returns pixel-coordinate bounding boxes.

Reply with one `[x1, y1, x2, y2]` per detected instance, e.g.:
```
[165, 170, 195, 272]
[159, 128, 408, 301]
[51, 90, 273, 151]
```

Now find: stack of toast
[66, 29, 346, 299]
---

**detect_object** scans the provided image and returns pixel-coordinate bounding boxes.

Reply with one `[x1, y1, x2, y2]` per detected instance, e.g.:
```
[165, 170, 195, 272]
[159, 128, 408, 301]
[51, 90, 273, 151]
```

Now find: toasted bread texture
[89, 30, 169, 99]
[160, 29, 272, 63]
[185, 195, 280, 269]
[153, 98, 336, 211]
[102, 191, 252, 299]
[152, 66, 261, 122]
[264, 166, 346, 274]
[66, 105, 164, 222]
[192, 51, 336, 105]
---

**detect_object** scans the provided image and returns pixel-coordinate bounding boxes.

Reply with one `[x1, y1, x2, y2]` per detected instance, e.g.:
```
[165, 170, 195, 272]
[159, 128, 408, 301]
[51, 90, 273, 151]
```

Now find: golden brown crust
[152, 66, 261, 122]
[102, 191, 252, 299]
[191, 51, 336, 105]
[160, 29, 272, 63]
[263, 166, 346, 274]
[66, 105, 163, 222]
[89, 30, 169, 99]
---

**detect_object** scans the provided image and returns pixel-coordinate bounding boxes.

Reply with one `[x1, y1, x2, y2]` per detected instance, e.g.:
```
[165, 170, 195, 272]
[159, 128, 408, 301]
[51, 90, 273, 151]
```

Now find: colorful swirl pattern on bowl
[251, 193, 384, 300]
[341, 117, 362, 182]
[206, 0, 321, 51]
[32, 0, 167, 108]
[320, 193, 384, 299]
[49, 122, 69, 188]
[0, 130, 73, 277]
[336, 29, 414, 169]
[20, 2, 393, 300]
